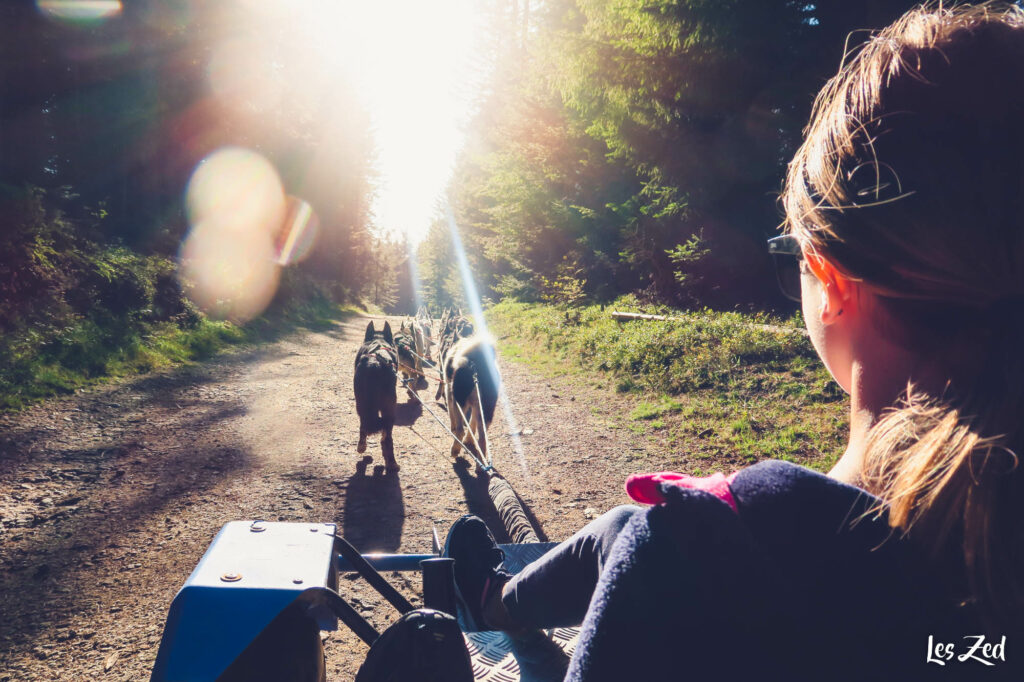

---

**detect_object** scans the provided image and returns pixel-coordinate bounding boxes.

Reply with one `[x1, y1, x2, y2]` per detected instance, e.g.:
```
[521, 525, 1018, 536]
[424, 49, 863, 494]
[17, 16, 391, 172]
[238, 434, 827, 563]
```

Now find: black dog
[354, 321, 399, 472]
[443, 334, 499, 462]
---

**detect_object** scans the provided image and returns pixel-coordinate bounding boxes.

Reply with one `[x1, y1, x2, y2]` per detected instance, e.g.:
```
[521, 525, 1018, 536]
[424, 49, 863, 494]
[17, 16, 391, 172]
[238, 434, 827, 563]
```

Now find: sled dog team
[353, 308, 499, 473]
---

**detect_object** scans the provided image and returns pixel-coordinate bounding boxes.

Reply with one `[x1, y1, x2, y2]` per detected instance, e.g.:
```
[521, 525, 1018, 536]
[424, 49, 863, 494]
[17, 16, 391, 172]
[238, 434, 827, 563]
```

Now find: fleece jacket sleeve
[565, 485, 768, 682]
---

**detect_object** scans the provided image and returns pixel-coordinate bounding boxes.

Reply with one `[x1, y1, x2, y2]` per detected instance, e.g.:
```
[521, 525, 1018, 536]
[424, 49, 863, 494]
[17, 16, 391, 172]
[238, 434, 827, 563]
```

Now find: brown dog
[395, 322, 427, 394]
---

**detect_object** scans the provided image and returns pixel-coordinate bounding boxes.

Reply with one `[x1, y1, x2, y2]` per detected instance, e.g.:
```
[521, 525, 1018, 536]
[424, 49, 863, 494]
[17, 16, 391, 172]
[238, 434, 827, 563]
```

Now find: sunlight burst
[236, 0, 488, 242]
[445, 205, 532, 481]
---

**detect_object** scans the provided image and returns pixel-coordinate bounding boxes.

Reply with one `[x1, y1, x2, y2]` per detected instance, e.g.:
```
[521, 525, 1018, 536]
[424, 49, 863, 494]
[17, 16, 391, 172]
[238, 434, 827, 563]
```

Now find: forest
[0, 0, 921, 405]
[420, 0, 921, 310]
[0, 1, 385, 404]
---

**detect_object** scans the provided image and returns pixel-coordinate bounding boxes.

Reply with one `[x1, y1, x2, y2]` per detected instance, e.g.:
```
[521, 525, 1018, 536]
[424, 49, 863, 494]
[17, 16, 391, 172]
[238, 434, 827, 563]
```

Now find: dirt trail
[0, 315, 669, 681]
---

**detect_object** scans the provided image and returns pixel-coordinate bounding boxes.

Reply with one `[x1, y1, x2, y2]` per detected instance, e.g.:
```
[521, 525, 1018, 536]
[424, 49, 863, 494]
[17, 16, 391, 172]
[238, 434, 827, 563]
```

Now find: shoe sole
[443, 515, 487, 632]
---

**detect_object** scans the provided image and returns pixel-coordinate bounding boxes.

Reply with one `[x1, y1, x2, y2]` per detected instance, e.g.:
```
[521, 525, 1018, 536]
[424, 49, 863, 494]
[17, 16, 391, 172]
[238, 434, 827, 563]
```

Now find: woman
[447, 4, 1024, 680]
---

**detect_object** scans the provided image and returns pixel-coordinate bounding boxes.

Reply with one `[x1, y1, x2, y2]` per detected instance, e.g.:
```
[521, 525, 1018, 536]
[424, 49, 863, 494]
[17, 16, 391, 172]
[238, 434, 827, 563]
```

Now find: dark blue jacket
[568, 460, 1017, 681]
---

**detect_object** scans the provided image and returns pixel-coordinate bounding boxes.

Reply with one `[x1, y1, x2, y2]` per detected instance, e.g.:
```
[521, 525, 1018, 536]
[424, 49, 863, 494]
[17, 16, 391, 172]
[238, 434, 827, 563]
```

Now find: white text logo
[927, 635, 1006, 666]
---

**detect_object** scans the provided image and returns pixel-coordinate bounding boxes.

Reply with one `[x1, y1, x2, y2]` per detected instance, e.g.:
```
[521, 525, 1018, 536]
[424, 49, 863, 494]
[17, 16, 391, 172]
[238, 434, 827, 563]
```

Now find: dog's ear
[364, 321, 375, 342]
[382, 321, 393, 344]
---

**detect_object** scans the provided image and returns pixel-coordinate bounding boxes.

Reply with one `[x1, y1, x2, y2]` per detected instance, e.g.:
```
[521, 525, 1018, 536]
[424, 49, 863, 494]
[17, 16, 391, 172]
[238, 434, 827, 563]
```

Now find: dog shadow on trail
[394, 396, 422, 426]
[341, 456, 405, 553]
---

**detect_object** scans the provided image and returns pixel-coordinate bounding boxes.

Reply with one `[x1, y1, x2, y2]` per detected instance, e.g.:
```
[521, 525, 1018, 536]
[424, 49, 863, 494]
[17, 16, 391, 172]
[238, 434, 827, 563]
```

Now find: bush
[0, 183, 381, 411]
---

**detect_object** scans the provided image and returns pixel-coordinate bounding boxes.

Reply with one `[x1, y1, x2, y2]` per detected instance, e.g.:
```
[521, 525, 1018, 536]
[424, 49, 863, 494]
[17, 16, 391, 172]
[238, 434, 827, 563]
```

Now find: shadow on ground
[341, 456, 405, 552]
[394, 396, 423, 427]
[452, 459, 511, 543]
[0, 404, 254, 657]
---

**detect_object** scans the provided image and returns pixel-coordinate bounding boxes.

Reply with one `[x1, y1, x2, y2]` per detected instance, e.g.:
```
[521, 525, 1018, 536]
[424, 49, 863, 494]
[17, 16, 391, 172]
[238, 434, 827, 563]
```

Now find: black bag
[331, 536, 474, 682]
[355, 608, 473, 682]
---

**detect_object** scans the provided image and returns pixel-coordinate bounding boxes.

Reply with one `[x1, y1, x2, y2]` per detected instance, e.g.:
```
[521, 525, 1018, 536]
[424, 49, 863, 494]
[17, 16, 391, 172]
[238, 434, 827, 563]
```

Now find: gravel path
[0, 315, 677, 681]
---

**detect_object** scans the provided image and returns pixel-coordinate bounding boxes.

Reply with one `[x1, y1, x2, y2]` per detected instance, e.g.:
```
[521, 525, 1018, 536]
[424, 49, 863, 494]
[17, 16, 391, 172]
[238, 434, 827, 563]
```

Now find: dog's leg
[357, 421, 367, 454]
[413, 330, 424, 373]
[434, 361, 446, 402]
[459, 396, 480, 461]
[447, 386, 465, 459]
[381, 421, 398, 472]
[456, 394, 479, 459]
[380, 375, 399, 472]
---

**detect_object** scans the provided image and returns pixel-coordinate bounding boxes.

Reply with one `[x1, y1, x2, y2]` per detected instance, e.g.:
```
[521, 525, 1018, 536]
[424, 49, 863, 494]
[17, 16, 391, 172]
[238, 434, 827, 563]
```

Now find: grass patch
[0, 296, 363, 412]
[631, 396, 683, 421]
[487, 297, 849, 472]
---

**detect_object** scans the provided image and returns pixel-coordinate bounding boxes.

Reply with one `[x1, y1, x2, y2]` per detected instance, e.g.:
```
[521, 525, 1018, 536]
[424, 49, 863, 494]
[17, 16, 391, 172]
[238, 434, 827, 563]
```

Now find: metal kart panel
[150, 521, 337, 682]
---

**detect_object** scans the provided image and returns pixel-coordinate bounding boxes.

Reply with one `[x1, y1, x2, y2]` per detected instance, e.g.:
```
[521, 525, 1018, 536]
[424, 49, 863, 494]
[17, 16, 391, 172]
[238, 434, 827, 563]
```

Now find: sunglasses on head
[767, 235, 803, 303]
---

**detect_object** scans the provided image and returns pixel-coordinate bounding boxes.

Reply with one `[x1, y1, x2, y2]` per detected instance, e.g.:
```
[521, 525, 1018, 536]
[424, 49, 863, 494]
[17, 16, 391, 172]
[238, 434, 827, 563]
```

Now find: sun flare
[230, 0, 488, 243]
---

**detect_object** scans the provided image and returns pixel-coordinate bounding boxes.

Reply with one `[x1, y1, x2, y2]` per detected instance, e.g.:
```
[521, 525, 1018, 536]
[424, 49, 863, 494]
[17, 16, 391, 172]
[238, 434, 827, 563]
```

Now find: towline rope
[407, 346, 437, 370]
[399, 376, 493, 473]
[399, 362, 443, 384]
[472, 373, 491, 469]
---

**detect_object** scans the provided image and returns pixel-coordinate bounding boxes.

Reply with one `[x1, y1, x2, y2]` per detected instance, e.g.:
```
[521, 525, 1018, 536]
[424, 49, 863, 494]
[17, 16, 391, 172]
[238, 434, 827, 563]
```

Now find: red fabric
[625, 471, 739, 513]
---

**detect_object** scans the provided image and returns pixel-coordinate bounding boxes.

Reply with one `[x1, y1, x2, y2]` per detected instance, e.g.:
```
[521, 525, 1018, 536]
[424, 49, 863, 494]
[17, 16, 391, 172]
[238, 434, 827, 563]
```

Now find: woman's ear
[804, 251, 855, 325]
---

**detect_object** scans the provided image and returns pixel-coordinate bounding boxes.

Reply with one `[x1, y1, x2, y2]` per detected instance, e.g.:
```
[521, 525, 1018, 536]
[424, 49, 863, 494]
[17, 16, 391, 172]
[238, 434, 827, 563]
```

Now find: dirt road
[0, 315, 671, 681]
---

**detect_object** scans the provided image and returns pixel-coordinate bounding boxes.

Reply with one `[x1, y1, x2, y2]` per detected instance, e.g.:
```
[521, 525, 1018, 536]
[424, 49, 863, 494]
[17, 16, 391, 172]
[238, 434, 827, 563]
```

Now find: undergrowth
[487, 296, 849, 472]
[0, 184, 365, 411]
[0, 295, 362, 411]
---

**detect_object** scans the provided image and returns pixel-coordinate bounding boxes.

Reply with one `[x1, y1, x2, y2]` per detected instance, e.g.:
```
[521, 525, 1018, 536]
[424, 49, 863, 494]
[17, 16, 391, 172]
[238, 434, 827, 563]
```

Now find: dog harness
[362, 339, 398, 371]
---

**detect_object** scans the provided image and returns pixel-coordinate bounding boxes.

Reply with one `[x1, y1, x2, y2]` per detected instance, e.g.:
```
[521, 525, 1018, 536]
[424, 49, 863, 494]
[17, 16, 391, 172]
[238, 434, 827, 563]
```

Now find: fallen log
[611, 311, 678, 322]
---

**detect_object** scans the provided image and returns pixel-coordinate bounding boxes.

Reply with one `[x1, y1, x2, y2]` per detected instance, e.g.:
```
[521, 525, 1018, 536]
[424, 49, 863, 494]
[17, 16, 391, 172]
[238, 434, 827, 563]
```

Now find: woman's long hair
[783, 3, 1024, 627]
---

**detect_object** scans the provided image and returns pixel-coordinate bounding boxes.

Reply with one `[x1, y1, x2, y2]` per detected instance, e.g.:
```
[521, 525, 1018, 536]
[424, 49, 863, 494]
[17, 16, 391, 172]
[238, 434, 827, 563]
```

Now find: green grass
[0, 297, 363, 411]
[486, 297, 849, 473]
[630, 396, 684, 421]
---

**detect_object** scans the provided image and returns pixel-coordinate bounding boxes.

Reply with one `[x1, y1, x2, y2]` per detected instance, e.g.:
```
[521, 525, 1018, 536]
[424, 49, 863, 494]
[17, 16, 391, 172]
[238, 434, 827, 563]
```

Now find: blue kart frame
[150, 520, 577, 682]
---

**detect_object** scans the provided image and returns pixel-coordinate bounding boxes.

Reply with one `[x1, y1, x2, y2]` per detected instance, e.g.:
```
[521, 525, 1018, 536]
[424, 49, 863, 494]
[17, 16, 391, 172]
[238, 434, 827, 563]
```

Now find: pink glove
[625, 471, 738, 512]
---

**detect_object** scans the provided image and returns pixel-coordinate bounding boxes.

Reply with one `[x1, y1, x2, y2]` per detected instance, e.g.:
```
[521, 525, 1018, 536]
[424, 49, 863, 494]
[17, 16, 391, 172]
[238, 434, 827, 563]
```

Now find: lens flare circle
[185, 147, 285, 235]
[37, 0, 121, 23]
[181, 147, 286, 322]
[179, 221, 280, 324]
